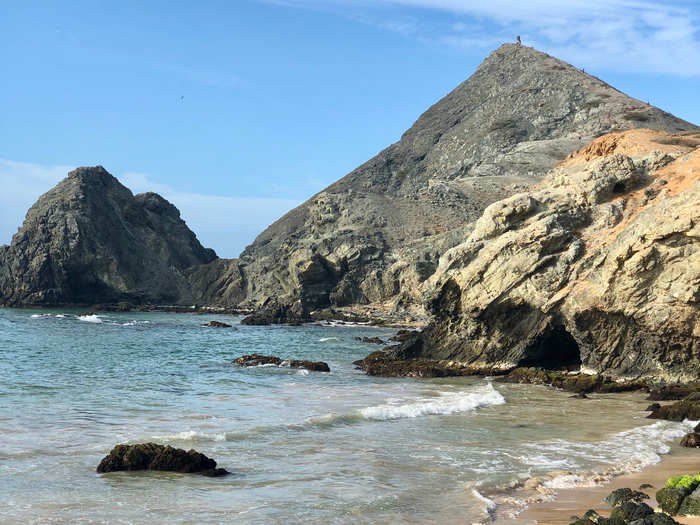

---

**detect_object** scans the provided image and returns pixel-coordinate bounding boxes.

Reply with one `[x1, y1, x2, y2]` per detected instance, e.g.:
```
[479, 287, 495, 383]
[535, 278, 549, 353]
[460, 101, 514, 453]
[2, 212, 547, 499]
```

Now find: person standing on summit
[516, 35, 521, 45]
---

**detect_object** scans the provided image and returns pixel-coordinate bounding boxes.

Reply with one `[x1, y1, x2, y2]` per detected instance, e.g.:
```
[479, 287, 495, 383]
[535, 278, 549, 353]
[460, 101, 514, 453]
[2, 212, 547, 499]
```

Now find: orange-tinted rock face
[404, 130, 700, 381]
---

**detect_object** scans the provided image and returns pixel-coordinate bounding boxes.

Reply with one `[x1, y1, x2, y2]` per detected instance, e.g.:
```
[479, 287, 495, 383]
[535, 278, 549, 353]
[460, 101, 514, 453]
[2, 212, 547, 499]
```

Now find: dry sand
[505, 446, 700, 525]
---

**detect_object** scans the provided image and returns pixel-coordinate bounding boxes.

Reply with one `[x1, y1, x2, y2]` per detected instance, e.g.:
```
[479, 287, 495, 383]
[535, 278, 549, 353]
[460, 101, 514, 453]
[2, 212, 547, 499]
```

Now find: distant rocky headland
[1, 44, 698, 382]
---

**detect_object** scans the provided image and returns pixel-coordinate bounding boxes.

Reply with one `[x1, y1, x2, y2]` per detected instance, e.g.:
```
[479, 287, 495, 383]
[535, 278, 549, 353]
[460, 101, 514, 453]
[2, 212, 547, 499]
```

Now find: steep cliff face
[231, 44, 697, 317]
[0, 166, 216, 306]
[398, 130, 700, 381]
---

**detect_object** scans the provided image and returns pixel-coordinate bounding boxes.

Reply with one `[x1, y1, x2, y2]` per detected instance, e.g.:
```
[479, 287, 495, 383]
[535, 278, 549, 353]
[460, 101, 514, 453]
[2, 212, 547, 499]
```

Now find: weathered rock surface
[211, 44, 698, 319]
[680, 433, 700, 447]
[391, 129, 700, 381]
[572, 488, 679, 525]
[96, 443, 229, 476]
[496, 368, 644, 394]
[657, 486, 693, 516]
[605, 488, 650, 507]
[0, 166, 216, 306]
[232, 354, 330, 372]
[648, 399, 700, 421]
[352, 350, 499, 378]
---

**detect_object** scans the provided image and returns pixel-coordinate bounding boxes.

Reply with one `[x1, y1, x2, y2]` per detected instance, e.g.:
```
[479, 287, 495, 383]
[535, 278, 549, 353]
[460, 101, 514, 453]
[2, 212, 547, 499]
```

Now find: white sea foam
[55, 314, 66, 318]
[77, 314, 102, 323]
[359, 382, 505, 421]
[296, 369, 310, 376]
[152, 430, 227, 443]
[472, 488, 497, 513]
[547, 419, 693, 488]
[319, 337, 338, 342]
[30, 314, 50, 319]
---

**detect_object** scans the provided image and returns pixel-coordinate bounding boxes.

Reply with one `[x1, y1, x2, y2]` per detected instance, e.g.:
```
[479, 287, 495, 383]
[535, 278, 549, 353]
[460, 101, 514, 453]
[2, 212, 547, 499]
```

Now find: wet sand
[510, 446, 700, 525]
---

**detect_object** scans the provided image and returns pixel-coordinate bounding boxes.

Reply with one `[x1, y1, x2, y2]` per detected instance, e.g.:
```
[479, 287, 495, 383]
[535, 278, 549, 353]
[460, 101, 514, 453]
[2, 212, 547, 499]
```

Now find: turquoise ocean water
[0, 309, 693, 524]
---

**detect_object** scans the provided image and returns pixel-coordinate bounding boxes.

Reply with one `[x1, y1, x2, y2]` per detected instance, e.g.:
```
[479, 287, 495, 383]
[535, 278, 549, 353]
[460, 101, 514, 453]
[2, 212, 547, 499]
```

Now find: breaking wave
[77, 314, 102, 324]
[358, 382, 505, 420]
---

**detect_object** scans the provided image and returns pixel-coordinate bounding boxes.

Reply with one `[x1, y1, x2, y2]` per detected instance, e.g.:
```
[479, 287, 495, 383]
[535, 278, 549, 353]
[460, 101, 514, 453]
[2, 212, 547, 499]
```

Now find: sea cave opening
[517, 324, 581, 371]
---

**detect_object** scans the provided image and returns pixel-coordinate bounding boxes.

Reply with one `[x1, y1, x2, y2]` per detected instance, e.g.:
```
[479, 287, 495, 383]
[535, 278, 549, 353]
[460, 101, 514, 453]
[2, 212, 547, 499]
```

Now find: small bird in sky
[180, 95, 184, 101]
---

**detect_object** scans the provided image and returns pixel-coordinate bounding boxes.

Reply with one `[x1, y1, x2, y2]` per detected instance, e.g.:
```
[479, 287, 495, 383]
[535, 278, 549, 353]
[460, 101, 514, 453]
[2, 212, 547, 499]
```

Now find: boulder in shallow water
[647, 385, 700, 401]
[647, 401, 700, 421]
[355, 336, 386, 345]
[202, 320, 232, 328]
[605, 488, 650, 507]
[232, 354, 330, 372]
[96, 443, 229, 476]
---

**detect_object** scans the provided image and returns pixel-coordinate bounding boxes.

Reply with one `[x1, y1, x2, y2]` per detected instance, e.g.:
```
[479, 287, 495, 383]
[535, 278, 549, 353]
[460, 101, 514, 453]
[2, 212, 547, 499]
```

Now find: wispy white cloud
[260, 0, 700, 76]
[0, 160, 301, 259]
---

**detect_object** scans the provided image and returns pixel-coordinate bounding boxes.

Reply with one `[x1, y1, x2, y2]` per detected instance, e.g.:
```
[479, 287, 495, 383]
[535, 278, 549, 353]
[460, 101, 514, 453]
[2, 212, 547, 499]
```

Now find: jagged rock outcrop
[223, 44, 697, 320]
[0, 166, 216, 306]
[392, 129, 700, 381]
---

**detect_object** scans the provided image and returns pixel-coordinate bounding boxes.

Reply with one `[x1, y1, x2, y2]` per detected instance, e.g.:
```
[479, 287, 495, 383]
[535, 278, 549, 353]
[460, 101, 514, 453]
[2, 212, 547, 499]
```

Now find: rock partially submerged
[647, 399, 700, 421]
[96, 443, 229, 476]
[232, 354, 330, 372]
[647, 385, 700, 401]
[202, 320, 232, 328]
[497, 368, 645, 394]
[355, 336, 386, 345]
[352, 350, 500, 378]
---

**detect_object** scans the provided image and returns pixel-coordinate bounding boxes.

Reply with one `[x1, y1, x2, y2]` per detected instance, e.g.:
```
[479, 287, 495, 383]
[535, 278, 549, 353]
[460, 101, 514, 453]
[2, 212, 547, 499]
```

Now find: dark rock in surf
[569, 392, 589, 399]
[647, 385, 700, 401]
[96, 443, 229, 476]
[232, 354, 330, 372]
[352, 350, 494, 378]
[496, 368, 644, 394]
[355, 336, 386, 345]
[202, 320, 232, 328]
[647, 400, 700, 421]
[604, 488, 650, 507]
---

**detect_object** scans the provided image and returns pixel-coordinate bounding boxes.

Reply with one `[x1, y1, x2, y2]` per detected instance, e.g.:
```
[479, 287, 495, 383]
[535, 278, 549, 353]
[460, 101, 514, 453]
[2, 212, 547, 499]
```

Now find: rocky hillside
[229, 43, 697, 319]
[1, 44, 697, 314]
[0, 166, 216, 306]
[392, 129, 700, 381]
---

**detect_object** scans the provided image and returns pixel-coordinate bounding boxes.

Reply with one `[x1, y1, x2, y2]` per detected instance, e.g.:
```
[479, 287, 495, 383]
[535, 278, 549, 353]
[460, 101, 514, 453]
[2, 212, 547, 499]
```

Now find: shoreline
[502, 444, 700, 525]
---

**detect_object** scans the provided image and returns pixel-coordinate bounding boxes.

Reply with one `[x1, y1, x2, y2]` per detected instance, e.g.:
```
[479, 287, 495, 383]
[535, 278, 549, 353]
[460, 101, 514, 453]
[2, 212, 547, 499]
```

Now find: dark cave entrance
[518, 324, 581, 371]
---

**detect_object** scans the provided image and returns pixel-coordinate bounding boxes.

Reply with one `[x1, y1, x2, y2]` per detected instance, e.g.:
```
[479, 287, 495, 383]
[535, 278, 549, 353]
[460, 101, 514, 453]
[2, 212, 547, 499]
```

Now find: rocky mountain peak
[233, 44, 697, 318]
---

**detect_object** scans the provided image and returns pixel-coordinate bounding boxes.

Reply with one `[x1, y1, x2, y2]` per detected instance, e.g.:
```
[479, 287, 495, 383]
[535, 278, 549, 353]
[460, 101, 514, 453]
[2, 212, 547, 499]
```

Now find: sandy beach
[510, 445, 700, 525]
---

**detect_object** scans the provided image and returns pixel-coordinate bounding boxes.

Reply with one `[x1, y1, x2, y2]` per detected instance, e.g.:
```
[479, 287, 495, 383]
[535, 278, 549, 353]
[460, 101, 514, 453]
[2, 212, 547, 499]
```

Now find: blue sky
[2, 0, 699, 258]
